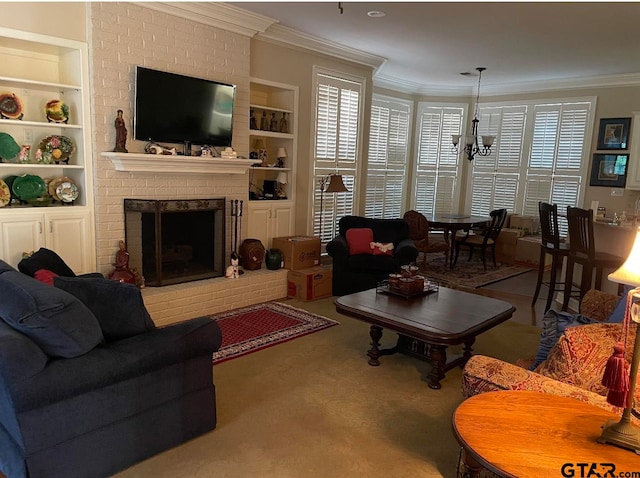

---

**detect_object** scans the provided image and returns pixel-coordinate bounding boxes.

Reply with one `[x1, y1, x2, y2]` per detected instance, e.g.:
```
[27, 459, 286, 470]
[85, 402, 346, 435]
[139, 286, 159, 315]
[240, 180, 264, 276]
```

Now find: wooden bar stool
[531, 202, 576, 312]
[561, 207, 624, 311]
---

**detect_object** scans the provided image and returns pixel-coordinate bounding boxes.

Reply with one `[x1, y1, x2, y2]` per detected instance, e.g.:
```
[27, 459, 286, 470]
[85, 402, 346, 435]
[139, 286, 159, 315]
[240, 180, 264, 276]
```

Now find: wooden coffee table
[453, 390, 640, 477]
[334, 286, 515, 389]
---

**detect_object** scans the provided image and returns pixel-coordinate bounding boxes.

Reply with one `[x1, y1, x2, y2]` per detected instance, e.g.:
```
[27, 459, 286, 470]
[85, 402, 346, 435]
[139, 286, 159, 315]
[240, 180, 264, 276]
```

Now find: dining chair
[403, 210, 450, 268]
[453, 208, 507, 271]
[561, 207, 624, 311]
[531, 202, 576, 312]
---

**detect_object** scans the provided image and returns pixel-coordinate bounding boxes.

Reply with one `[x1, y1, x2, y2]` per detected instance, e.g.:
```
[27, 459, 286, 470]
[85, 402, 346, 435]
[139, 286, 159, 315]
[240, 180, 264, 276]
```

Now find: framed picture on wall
[597, 117, 631, 150]
[589, 153, 628, 187]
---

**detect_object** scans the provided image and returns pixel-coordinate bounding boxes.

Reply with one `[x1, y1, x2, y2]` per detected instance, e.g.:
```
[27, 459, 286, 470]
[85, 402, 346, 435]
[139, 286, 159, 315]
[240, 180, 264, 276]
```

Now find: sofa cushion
[348, 254, 398, 273]
[533, 322, 638, 400]
[54, 276, 156, 341]
[346, 228, 374, 255]
[0, 318, 48, 381]
[18, 248, 75, 278]
[0, 259, 16, 274]
[0, 270, 103, 358]
[530, 309, 598, 370]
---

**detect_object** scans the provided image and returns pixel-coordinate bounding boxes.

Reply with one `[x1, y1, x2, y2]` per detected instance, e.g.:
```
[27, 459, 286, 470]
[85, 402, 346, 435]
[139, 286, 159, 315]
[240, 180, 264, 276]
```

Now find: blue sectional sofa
[0, 257, 222, 478]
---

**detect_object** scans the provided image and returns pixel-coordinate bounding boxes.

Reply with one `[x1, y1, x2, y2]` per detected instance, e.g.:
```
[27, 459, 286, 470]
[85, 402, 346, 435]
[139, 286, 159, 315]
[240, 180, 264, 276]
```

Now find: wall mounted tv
[134, 66, 235, 154]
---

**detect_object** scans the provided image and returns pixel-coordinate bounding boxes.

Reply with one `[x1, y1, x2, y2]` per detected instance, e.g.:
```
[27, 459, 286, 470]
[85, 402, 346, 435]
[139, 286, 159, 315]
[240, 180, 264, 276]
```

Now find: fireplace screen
[124, 198, 226, 286]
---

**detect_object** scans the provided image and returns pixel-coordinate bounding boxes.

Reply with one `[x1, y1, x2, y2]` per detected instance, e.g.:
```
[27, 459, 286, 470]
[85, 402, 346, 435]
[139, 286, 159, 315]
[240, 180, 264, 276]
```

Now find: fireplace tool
[230, 199, 244, 254]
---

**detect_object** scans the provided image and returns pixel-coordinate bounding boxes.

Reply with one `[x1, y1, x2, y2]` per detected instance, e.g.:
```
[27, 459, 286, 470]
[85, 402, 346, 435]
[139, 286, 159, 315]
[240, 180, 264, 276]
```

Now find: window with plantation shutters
[311, 68, 364, 243]
[466, 98, 594, 233]
[364, 95, 411, 219]
[413, 103, 466, 217]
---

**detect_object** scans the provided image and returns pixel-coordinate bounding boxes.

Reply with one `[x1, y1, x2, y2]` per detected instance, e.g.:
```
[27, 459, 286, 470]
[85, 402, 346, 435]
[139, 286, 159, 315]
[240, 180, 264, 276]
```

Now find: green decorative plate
[12, 174, 46, 200]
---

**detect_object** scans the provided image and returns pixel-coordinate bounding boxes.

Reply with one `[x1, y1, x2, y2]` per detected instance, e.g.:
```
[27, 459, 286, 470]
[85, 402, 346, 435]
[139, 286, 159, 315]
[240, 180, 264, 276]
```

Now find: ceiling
[227, 2, 640, 95]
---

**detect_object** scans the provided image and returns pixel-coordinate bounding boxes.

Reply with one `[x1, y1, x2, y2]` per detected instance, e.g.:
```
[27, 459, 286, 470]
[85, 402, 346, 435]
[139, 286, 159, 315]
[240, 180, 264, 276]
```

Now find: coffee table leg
[367, 325, 383, 366]
[427, 344, 447, 389]
[462, 337, 475, 364]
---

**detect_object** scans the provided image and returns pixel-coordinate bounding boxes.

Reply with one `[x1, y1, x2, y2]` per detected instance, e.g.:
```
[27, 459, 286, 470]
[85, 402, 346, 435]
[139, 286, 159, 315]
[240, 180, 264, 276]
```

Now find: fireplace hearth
[124, 198, 226, 286]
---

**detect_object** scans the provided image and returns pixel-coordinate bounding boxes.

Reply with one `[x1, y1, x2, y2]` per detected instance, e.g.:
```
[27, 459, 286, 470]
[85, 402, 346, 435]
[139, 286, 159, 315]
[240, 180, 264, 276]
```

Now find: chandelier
[452, 67, 495, 162]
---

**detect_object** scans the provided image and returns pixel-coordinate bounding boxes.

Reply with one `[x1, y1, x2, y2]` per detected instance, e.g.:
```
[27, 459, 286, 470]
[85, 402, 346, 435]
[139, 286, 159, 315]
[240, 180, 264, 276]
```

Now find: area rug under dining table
[211, 302, 339, 363]
[421, 253, 532, 289]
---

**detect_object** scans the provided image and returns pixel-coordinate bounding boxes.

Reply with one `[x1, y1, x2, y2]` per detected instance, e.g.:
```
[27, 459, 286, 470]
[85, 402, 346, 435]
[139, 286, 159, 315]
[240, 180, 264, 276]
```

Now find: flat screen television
[134, 66, 235, 153]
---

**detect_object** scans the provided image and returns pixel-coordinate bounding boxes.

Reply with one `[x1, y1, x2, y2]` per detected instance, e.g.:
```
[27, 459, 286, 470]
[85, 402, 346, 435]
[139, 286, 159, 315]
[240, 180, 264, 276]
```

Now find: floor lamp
[598, 228, 640, 453]
[319, 173, 348, 241]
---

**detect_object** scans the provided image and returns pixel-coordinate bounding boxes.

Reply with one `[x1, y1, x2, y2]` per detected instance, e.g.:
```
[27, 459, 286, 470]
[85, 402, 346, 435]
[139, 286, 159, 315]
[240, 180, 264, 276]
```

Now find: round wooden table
[452, 390, 640, 477]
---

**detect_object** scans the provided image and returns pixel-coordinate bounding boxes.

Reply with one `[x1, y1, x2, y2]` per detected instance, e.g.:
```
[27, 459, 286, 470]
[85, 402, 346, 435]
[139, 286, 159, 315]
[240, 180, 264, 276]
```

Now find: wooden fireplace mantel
[101, 152, 256, 175]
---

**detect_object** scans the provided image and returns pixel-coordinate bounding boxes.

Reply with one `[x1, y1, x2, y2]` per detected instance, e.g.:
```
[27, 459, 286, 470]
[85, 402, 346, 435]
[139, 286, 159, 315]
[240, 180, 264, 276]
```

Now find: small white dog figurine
[225, 252, 240, 279]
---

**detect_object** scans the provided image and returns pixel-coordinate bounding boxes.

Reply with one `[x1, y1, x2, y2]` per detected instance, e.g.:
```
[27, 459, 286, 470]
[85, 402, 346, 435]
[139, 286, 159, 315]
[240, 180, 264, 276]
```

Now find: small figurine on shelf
[250, 109, 257, 130]
[113, 109, 128, 153]
[279, 112, 289, 133]
[260, 111, 268, 131]
[269, 112, 278, 132]
[18, 145, 31, 163]
[225, 252, 240, 279]
[34, 148, 48, 164]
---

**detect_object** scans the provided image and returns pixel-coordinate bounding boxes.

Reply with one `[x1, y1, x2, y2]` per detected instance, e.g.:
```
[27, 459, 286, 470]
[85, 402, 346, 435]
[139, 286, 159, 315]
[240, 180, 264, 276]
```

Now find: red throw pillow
[346, 228, 374, 255]
[34, 268, 59, 286]
[371, 241, 394, 256]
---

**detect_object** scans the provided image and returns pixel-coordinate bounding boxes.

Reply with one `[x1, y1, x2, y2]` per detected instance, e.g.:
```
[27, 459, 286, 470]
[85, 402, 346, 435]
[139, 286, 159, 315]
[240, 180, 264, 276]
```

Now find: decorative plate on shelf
[0, 92, 24, 120]
[45, 99, 70, 123]
[56, 181, 79, 203]
[3, 175, 17, 202]
[12, 174, 46, 200]
[0, 179, 10, 207]
[48, 176, 72, 201]
[39, 135, 75, 164]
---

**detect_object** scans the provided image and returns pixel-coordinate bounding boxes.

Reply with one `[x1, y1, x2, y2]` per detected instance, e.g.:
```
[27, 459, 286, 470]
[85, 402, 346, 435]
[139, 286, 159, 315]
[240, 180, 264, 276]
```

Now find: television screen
[134, 66, 235, 148]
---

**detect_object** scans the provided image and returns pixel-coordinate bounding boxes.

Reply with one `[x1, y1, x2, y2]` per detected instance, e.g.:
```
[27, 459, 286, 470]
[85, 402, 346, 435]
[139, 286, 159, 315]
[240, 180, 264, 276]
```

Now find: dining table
[425, 214, 491, 267]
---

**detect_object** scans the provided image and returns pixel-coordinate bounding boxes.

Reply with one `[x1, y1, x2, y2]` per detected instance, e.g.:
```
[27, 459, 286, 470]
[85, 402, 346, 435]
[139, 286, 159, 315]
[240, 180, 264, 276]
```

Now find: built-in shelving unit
[247, 78, 298, 249]
[0, 27, 95, 272]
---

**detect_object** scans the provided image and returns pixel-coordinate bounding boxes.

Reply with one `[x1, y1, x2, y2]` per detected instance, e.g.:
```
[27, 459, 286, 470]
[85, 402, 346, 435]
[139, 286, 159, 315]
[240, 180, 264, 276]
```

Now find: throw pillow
[371, 241, 394, 256]
[346, 228, 374, 255]
[0, 270, 103, 358]
[18, 248, 76, 278]
[54, 276, 156, 341]
[34, 269, 59, 286]
[529, 309, 598, 370]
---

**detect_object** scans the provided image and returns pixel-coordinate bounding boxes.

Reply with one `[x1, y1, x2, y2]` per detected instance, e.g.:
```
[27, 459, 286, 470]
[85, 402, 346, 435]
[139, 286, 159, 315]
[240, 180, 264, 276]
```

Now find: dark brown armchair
[403, 210, 450, 268]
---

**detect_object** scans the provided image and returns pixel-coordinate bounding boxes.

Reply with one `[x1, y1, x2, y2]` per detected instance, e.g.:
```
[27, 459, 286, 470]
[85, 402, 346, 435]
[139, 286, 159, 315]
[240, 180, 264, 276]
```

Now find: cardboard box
[495, 228, 524, 265]
[272, 236, 322, 270]
[287, 266, 332, 301]
[515, 236, 552, 269]
[509, 215, 540, 236]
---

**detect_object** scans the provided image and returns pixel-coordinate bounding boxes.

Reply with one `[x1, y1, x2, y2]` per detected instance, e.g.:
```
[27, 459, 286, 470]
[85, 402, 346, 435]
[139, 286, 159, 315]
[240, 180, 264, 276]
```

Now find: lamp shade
[276, 172, 288, 184]
[253, 139, 265, 150]
[276, 147, 287, 158]
[325, 174, 348, 193]
[609, 228, 640, 286]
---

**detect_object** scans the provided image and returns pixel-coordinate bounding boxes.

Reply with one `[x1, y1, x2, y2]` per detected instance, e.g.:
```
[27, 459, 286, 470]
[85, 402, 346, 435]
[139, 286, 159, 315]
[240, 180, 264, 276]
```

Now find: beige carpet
[113, 295, 541, 478]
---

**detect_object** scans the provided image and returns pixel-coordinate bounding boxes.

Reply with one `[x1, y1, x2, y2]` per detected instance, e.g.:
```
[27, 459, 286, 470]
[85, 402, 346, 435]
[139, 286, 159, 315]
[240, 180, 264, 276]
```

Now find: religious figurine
[18, 144, 31, 163]
[225, 252, 240, 279]
[269, 112, 278, 132]
[250, 109, 257, 130]
[260, 111, 268, 131]
[108, 240, 137, 285]
[113, 109, 128, 153]
[279, 113, 288, 133]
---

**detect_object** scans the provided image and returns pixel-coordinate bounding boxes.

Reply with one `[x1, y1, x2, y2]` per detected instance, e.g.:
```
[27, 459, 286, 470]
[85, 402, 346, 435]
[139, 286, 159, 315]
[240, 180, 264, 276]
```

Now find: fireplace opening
[124, 198, 226, 286]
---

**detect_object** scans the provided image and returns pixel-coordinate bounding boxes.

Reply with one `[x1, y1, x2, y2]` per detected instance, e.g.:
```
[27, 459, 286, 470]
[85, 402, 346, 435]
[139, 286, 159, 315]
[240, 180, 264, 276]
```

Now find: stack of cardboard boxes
[272, 236, 332, 301]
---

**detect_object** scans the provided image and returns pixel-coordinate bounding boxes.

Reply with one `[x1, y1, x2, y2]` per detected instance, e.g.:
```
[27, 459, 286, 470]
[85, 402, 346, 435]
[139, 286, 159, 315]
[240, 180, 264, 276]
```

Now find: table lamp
[276, 147, 287, 168]
[598, 228, 640, 453]
[276, 171, 287, 199]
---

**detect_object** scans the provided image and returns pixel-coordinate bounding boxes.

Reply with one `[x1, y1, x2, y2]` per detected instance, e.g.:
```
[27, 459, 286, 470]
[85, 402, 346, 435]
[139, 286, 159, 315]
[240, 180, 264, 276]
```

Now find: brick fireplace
[89, 3, 286, 325]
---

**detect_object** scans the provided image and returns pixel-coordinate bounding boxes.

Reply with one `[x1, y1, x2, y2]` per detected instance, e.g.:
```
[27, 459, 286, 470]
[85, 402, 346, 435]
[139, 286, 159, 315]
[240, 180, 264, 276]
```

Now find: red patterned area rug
[211, 302, 338, 364]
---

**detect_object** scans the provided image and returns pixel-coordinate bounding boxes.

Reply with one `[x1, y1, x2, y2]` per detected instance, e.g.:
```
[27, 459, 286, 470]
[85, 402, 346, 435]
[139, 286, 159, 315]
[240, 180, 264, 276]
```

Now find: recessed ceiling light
[367, 11, 386, 18]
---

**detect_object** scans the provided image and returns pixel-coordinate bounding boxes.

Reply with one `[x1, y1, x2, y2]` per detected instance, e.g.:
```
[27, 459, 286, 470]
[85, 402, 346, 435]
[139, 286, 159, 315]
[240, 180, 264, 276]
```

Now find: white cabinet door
[46, 211, 94, 274]
[246, 203, 272, 249]
[0, 214, 45, 267]
[272, 203, 293, 240]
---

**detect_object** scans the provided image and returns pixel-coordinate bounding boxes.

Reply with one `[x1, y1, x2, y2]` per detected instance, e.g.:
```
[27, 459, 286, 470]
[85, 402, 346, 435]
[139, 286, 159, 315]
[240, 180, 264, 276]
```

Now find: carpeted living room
[2, 2, 640, 478]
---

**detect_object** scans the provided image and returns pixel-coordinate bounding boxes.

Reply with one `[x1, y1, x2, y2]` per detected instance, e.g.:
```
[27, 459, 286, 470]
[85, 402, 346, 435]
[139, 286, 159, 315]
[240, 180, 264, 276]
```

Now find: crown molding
[255, 24, 386, 72]
[136, 2, 276, 37]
